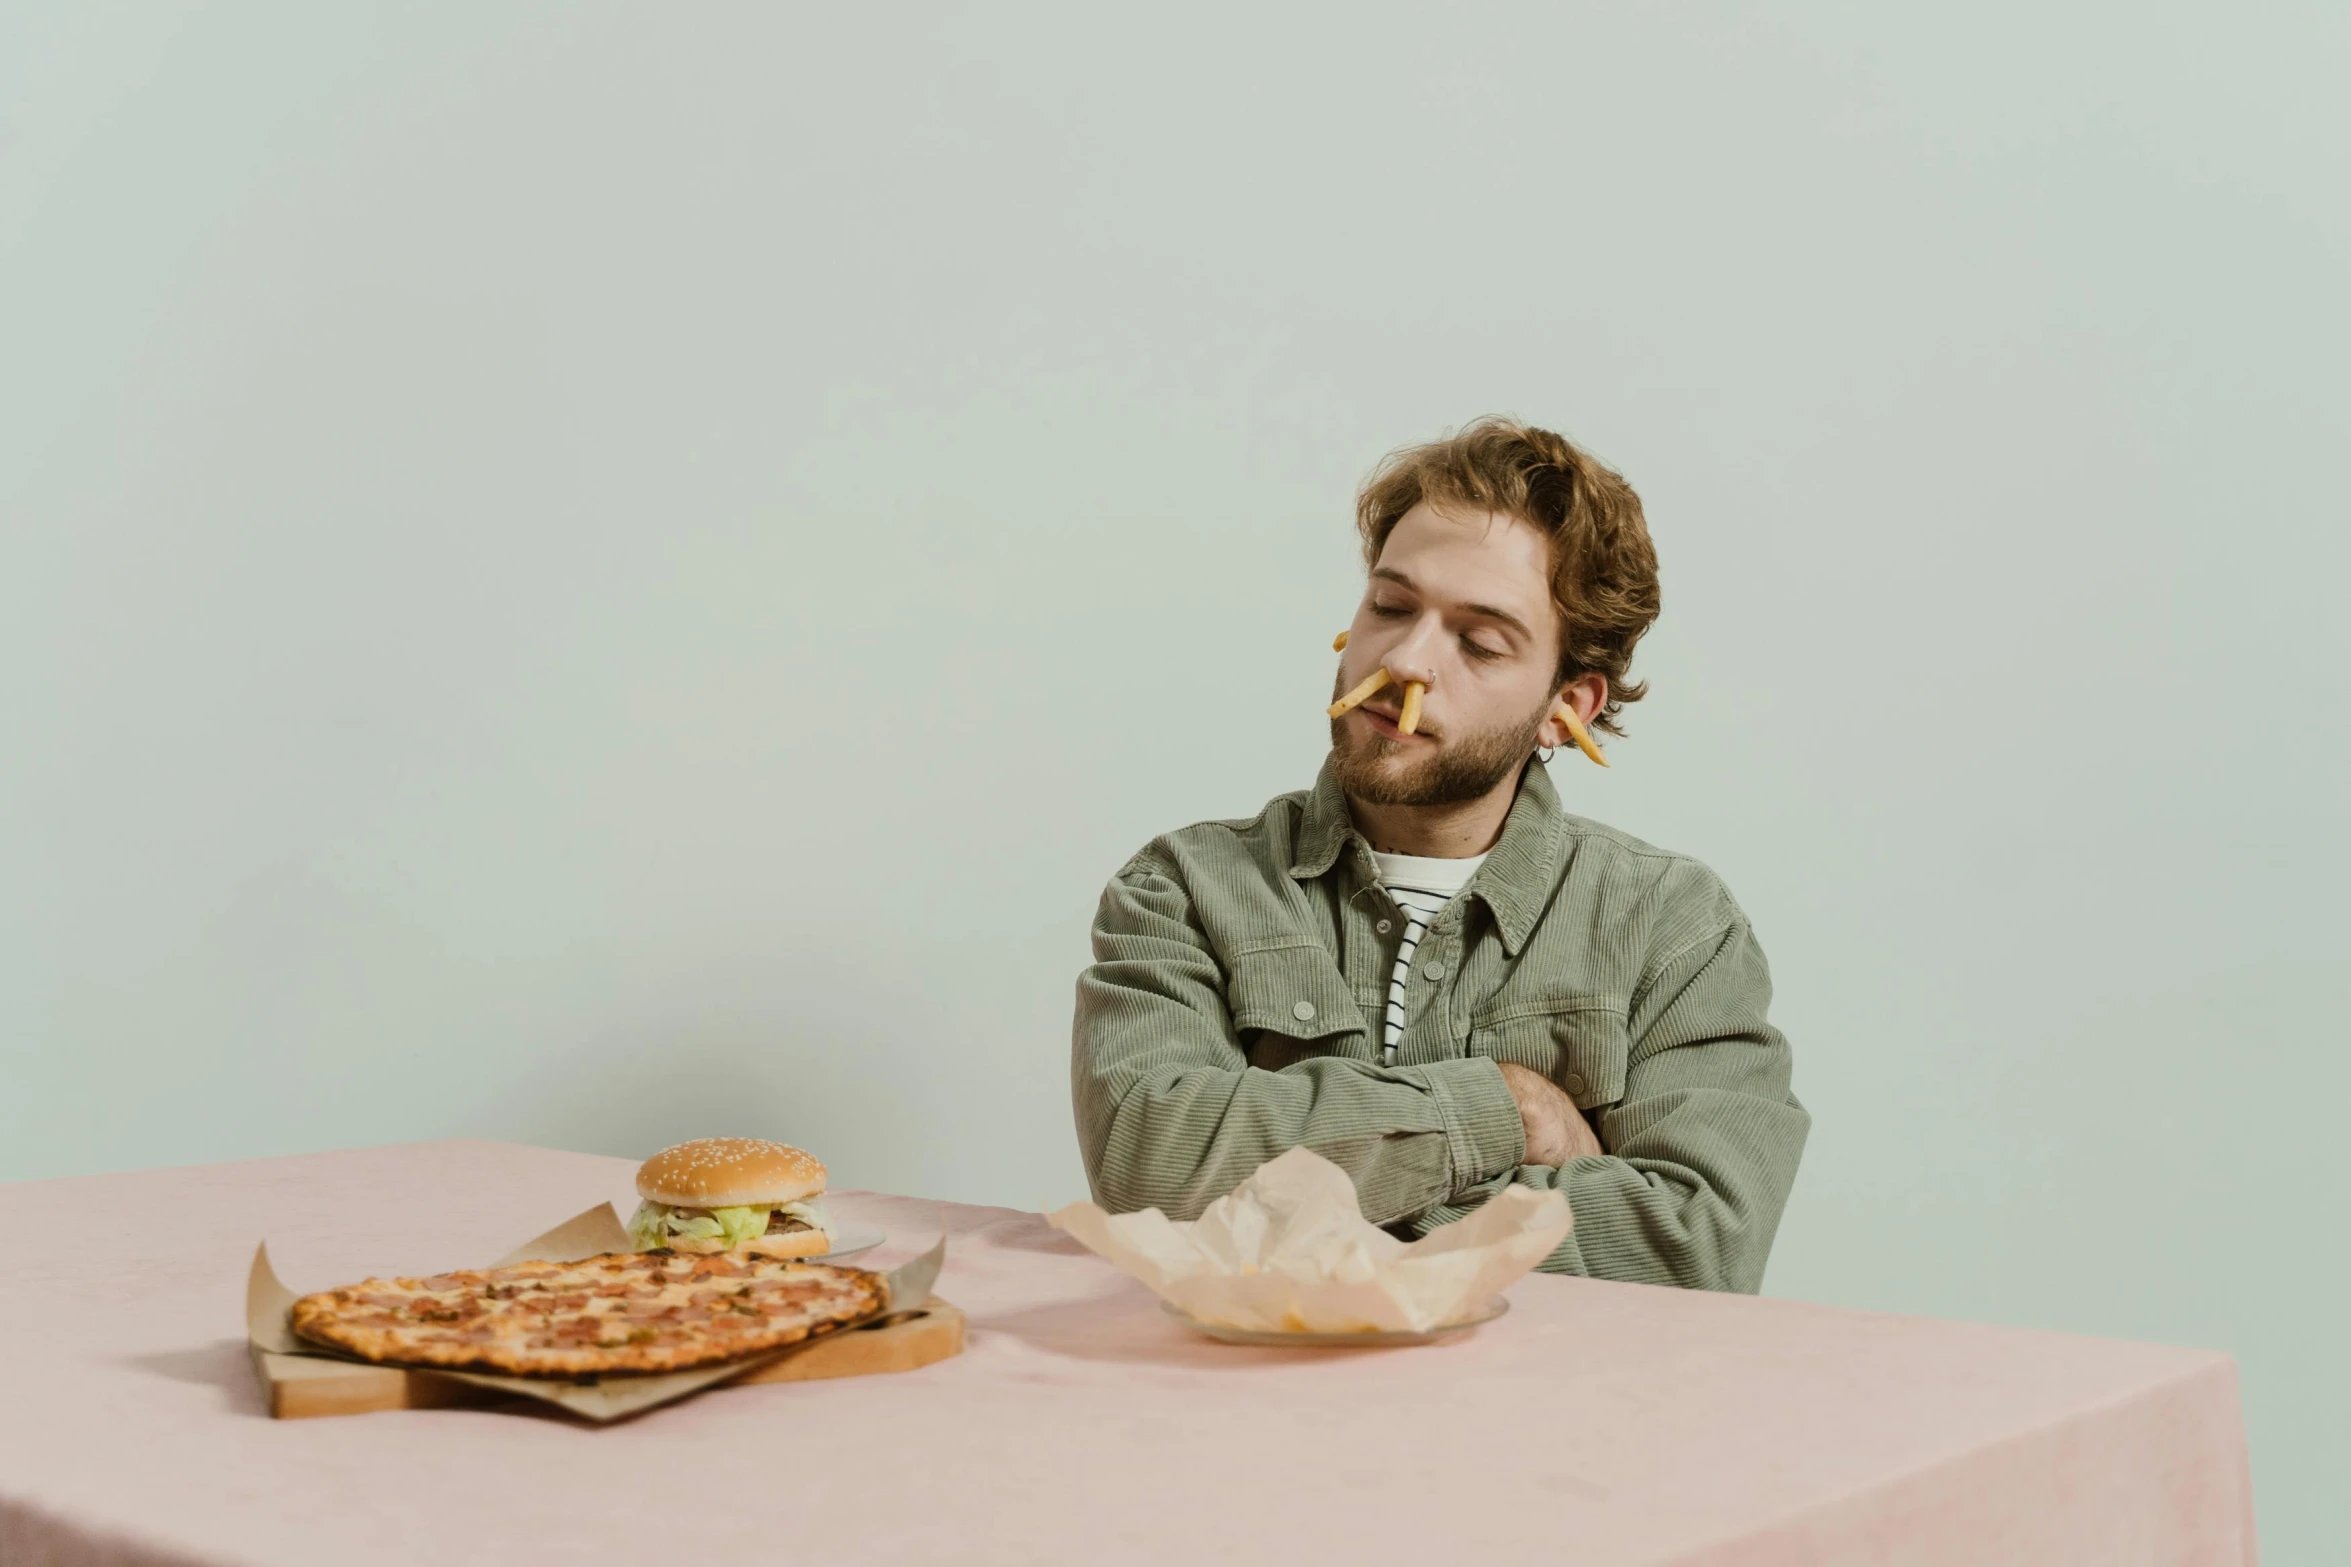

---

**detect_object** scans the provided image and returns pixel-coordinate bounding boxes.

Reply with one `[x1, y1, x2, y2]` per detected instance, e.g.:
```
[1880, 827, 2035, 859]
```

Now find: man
[1070, 418, 1807, 1291]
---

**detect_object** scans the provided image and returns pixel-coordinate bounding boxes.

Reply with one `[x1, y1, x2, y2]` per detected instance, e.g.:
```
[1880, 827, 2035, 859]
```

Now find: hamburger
[625, 1137, 839, 1259]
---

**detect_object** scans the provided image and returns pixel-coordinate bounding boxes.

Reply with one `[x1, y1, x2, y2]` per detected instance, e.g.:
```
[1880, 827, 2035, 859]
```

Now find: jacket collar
[1289, 754, 1563, 956]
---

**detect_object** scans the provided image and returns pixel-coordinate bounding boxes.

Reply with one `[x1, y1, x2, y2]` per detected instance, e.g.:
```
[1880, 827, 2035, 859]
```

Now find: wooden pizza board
[253, 1298, 965, 1420]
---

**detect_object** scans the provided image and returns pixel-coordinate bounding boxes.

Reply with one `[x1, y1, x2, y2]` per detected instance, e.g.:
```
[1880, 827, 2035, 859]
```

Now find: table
[0, 1141, 2256, 1566]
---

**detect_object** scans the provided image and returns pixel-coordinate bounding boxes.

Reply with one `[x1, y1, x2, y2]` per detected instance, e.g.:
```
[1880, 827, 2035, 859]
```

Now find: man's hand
[1497, 1062, 1604, 1166]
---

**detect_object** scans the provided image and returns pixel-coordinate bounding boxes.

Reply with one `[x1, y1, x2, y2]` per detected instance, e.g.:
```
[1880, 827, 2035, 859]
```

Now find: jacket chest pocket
[1470, 998, 1628, 1109]
[1225, 943, 1369, 1069]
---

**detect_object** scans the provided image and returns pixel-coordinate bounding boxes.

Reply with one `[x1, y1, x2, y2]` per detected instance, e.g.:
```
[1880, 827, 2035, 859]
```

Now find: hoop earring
[1536, 744, 1556, 764]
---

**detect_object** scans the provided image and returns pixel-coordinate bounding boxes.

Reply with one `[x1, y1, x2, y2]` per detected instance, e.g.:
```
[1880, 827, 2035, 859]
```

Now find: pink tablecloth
[0, 1141, 2255, 1566]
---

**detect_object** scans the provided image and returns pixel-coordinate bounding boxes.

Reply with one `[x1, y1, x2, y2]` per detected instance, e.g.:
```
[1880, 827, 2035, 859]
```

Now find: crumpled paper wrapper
[1047, 1147, 1572, 1334]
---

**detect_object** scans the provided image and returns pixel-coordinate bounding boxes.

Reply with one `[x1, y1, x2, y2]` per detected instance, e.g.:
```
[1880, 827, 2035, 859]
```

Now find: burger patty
[766, 1212, 813, 1234]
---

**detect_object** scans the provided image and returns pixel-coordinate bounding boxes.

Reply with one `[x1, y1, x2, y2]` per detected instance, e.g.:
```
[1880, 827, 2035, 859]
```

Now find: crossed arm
[1072, 864, 1811, 1292]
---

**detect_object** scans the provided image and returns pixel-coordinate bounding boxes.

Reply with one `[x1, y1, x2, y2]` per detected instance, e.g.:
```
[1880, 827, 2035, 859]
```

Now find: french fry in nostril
[1333, 630, 1349, 651]
[1327, 668, 1391, 718]
[1398, 681, 1425, 735]
[1554, 705, 1609, 767]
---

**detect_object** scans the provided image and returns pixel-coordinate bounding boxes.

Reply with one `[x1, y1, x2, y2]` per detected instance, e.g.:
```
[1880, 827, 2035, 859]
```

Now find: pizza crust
[289, 1250, 887, 1377]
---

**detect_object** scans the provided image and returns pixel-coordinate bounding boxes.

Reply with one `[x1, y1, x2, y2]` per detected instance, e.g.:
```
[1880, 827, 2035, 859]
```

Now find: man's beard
[1329, 680, 1547, 807]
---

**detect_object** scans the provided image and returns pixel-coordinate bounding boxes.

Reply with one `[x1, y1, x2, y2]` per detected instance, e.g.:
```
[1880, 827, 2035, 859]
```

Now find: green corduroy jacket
[1071, 757, 1808, 1291]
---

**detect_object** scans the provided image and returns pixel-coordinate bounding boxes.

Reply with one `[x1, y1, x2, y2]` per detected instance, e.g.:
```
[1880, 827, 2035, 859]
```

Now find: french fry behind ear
[1398, 681, 1424, 735]
[1327, 668, 1391, 718]
[1554, 705, 1609, 767]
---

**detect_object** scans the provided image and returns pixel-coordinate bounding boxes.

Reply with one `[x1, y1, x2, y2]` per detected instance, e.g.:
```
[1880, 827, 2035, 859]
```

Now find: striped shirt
[1369, 850, 1487, 1065]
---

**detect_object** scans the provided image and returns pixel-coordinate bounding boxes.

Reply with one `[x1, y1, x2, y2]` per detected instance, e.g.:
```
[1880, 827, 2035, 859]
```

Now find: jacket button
[1563, 1072, 1587, 1095]
[1376, 920, 1392, 935]
[1293, 1000, 1317, 1023]
[1421, 960, 1445, 981]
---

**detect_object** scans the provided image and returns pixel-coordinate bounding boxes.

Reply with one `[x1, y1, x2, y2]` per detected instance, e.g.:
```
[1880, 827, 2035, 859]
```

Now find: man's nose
[1382, 617, 1444, 689]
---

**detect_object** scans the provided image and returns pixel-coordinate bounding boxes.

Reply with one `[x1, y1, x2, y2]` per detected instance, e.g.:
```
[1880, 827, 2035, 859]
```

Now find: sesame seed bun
[635, 1138, 827, 1209]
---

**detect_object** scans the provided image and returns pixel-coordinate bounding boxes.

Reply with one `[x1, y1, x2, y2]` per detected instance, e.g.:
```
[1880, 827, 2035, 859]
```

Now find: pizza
[289, 1250, 888, 1377]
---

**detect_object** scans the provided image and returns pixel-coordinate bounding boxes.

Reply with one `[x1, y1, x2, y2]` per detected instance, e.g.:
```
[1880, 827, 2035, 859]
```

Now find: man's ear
[1540, 672, 1609, 748]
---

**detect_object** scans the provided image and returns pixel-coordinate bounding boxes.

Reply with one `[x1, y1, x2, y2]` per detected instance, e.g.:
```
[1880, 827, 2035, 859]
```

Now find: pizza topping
[289, 1252, 885, 1378]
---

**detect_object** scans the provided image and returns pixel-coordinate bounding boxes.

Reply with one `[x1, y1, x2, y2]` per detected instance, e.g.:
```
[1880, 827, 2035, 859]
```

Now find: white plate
[812, 1222, 885, 1262]
[1160, 1295, 1509, 1346]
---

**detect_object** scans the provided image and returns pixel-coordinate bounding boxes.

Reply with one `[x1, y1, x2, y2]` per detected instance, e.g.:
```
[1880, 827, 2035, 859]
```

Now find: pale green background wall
[4, 2, 2344, 1555]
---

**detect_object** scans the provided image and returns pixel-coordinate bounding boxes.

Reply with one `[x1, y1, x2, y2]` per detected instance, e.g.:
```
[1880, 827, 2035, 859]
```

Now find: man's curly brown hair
[1356, 417, 1661, 737]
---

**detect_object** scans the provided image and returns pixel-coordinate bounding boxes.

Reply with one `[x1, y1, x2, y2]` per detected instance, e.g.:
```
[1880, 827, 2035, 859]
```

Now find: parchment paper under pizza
[247, 1202, 948, 1422]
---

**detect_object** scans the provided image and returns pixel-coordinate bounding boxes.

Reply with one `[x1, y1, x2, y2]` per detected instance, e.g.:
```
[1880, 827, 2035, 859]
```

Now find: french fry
[1326, 668, 1391, 718]
[1554, 705, 1609, 767]
[1332, 630, 1349, 652]
[1397, 681, 1425, 736]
